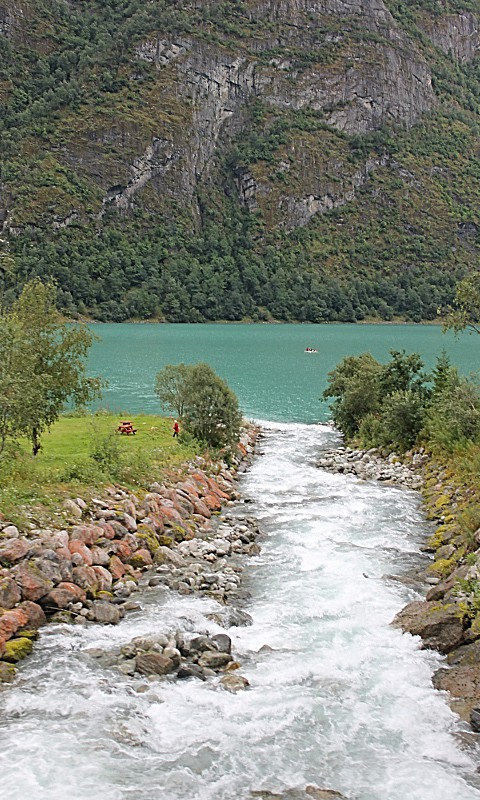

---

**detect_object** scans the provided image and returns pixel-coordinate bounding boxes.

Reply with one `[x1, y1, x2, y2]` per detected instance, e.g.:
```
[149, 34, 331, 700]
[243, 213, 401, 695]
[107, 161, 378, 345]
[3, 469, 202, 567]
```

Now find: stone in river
[177, 663, 207, 681]
[392, 600, 465, 653]
[211, 633, 232, 654]
[135, 652, 174, 676]
[198, 650, 232, 669]
[0, 661, 16, 683]
[219, 674, 249, 692]
[91, 600, 122, 624]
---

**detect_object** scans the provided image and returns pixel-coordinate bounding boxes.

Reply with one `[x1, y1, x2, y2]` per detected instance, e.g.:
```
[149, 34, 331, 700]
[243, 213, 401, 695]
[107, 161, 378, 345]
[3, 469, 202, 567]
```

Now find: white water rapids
[1, 422, 480, 800]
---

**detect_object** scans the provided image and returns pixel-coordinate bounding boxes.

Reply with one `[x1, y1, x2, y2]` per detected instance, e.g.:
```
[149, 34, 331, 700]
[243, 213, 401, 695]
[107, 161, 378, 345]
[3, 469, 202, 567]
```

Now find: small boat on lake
[304, 347, 318, 353]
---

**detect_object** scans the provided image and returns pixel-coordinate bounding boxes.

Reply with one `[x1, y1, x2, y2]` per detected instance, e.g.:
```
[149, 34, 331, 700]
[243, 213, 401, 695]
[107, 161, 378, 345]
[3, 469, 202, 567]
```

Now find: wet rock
[91, 601, 122, 624]
[186, 635, 219, 655]
[118, 659, 137, 675]
[471, 706, 480, 732]
[208, 607, 253, 627]
[198, 650, 232, 669]
[177, 663, 207, 681]
[0, 661, 16, 683]
[211, 633, 232, 654]
[251, 789, 346, 799]
[392, 600, 465, 653]
[219, 674, 249, 692]
[135, 652, 174, 676]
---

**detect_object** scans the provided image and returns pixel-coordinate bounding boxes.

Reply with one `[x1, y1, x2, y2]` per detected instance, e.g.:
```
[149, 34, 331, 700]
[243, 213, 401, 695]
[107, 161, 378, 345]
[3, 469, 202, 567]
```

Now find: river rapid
[1, 422, 480, 800]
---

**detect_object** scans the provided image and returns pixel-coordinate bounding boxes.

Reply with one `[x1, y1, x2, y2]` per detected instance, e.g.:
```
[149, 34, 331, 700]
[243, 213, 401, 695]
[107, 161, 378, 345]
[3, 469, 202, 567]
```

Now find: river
[1, 422, 479, 799]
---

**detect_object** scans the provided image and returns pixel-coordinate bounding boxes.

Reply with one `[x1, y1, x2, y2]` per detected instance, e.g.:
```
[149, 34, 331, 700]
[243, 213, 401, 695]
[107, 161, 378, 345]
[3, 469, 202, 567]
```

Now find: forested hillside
[0, 0, 479, 322]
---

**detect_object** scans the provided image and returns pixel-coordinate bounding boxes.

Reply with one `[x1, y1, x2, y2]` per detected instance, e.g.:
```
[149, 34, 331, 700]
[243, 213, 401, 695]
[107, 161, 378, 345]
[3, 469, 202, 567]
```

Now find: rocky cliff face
[73, 0, 440, 230]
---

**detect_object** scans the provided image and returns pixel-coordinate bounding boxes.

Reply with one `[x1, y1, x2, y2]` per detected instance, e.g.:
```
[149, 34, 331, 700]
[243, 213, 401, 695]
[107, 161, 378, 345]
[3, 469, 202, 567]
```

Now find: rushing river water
[1, 422, 480, 799]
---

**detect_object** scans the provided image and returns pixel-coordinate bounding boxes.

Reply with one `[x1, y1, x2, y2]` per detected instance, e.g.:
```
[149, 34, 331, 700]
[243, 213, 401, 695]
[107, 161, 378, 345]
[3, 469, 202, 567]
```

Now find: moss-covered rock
[3, 636, 34, 663]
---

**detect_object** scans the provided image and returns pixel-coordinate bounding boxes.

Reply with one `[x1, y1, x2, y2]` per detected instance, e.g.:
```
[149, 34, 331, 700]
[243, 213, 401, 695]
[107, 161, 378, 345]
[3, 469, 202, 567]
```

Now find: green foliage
[423, 376, 480, 452]
[322, 353, 382, 438]
[0, 279, 102, 455]
[376, 389, 426, 450]
[155, 363, 242, 448]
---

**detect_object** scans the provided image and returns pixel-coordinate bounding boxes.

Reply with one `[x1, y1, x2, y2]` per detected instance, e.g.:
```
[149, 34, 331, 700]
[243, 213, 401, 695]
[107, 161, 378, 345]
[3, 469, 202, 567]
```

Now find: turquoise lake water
[88, 323, 479, 423]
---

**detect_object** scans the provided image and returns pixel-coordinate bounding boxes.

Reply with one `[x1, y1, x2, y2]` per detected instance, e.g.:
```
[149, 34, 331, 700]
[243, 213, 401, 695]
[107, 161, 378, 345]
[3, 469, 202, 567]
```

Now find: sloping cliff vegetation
[0, 0, 479, 321]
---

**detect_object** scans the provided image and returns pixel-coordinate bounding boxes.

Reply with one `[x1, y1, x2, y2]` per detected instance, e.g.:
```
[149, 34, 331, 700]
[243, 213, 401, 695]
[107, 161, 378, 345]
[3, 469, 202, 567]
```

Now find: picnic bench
[117, 420, 137, 435]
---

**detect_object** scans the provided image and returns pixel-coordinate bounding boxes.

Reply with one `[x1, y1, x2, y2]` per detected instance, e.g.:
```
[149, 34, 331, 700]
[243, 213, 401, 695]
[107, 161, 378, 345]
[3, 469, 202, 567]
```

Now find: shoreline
[0, 425, 261, 685]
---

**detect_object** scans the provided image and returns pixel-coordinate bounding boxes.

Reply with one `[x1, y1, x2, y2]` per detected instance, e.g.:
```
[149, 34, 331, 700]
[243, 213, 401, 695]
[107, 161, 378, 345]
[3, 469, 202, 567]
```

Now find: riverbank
[0, 425, 260, 684]
[317, 441, 480, 730]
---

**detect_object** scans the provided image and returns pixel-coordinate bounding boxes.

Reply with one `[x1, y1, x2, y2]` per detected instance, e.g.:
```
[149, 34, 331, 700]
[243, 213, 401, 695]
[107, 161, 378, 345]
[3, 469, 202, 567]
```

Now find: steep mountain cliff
[0, 0, 479, 321]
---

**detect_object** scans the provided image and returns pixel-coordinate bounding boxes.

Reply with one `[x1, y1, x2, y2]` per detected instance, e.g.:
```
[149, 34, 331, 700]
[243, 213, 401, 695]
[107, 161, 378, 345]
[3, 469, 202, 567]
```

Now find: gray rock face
[90, 0, 437, 232]
[420, 12, 479, 63]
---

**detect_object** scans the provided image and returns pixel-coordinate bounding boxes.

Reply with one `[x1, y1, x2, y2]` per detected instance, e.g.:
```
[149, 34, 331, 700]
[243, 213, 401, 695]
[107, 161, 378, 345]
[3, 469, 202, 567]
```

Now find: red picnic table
[117, 420, 137, 435]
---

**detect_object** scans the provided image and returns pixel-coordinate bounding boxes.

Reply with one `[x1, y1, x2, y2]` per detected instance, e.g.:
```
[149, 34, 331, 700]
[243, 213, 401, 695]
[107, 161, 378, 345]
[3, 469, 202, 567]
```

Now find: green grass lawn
[0, 413, 200, 526]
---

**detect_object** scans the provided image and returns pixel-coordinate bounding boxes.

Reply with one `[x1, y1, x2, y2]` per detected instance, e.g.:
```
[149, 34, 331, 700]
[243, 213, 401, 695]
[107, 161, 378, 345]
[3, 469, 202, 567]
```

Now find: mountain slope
[0, 0, 479, 321]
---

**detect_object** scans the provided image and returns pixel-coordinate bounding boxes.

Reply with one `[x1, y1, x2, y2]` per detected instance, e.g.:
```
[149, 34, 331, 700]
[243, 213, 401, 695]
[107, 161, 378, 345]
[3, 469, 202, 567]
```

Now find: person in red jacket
[173, 420, 180, 438]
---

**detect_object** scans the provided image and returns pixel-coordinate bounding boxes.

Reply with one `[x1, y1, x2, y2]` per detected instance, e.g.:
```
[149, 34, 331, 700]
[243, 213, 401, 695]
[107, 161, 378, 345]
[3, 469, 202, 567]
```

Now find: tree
[154, 363, 190, 419]
[155, 362, 242, 448]
[0, 279, 102, 455]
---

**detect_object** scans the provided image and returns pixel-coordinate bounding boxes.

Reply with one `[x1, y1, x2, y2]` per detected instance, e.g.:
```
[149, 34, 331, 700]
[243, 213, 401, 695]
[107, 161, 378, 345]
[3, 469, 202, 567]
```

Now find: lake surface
[88, 323, 479, 422]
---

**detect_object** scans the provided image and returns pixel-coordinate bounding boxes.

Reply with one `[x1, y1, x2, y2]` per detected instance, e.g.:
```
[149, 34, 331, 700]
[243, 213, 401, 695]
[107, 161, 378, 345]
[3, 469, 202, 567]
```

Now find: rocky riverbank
[317, 442, 480, 730]
[0, 427, 260, 685]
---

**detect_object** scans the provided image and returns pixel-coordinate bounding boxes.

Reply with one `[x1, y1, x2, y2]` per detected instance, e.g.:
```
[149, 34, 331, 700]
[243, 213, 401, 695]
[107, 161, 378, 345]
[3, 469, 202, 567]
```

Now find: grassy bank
[0, 413, 200, 526]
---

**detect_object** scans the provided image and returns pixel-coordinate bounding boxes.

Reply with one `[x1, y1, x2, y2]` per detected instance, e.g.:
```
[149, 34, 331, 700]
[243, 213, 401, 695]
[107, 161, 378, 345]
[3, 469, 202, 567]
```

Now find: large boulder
[392, 600, 465, 653]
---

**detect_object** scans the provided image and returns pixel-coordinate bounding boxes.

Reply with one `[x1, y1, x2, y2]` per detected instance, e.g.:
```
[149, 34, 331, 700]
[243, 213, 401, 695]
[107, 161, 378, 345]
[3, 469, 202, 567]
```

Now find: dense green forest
[0, 0, 479, 321]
